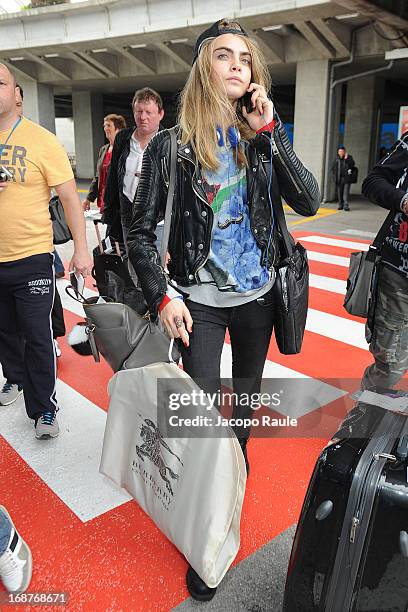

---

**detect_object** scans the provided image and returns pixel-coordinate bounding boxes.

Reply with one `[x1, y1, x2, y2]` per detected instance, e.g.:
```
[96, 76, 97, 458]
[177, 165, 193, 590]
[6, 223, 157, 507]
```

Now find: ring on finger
[174, 316, 184, 330]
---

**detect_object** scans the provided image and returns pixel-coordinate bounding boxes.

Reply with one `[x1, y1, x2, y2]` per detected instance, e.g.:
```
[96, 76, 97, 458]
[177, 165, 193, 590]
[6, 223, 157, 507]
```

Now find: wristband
[158, 295, 171, 313]
[256, 120, 276, 134]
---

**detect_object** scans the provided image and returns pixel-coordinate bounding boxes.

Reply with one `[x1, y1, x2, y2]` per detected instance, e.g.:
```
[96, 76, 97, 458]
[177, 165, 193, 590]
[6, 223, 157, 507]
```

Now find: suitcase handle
[93, 219, 104, 254]
[93, 219, 122, 257]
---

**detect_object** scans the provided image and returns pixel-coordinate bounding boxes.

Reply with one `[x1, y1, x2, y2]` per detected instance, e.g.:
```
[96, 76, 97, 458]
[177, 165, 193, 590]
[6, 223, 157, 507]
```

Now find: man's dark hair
[16, 83, 24, 99]
[132, 87, 163, 112]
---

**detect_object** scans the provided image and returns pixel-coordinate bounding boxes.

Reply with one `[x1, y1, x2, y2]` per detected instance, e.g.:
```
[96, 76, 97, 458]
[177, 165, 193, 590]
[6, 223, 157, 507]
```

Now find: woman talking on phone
[127, 19, 320, 601]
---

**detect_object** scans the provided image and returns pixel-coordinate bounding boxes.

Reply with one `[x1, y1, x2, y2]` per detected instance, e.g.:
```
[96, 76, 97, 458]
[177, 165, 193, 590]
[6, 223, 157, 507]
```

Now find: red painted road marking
[1, 232, 404, 610]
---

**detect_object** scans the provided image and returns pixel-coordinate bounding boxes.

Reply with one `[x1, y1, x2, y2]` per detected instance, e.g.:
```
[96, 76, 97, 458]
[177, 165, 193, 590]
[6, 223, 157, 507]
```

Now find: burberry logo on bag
[132, 417, 184, 510]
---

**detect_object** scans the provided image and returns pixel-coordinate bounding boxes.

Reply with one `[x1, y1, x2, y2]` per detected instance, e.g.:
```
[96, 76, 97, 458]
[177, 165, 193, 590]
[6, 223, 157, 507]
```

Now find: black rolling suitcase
[283, 389, 408, 612]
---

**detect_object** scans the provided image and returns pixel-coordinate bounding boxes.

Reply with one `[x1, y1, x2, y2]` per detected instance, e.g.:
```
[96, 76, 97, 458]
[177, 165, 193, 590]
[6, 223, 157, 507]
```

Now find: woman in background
[82, 113, 127, 214]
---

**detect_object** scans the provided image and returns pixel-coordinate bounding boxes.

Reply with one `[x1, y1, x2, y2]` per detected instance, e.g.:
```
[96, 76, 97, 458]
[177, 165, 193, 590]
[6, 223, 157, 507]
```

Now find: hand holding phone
[241, 91, 255, 115]
[0, 166, 12, 192]
[70, 270, 85, 298]
[240, 83, 274, 133]
[0, 166, 12, 182]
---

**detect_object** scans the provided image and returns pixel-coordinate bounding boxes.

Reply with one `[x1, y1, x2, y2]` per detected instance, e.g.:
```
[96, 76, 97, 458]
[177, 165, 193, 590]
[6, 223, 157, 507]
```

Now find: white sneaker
[0, 506, 32, 593]
[0, 382, 23, 406]
[35, 411, 60, 440]
[54, 339, 62, 358]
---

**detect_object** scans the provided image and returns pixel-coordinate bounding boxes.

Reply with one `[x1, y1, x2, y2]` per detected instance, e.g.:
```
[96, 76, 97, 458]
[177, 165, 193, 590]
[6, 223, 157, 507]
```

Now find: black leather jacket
[103, 125, 164, 238]
[128, 115, 321, 318]
[331, 154, 355, 185]
[103, 127, 134, 239]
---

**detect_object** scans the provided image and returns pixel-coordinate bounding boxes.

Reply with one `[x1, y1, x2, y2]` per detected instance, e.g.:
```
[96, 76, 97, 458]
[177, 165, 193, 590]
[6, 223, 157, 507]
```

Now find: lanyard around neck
[0, 117, 22, 157]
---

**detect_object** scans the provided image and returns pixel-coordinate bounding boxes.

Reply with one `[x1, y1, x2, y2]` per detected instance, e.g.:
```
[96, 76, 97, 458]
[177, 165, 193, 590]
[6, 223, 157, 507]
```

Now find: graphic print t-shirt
[201, 147, 269, 292]
[0, 117, 74, 262]
[382, 211, 408, 278]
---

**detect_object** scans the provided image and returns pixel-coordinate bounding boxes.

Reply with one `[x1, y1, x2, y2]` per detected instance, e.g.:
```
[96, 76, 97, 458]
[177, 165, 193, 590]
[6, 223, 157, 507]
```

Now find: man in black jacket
[361, 133, 408, 389]
[332, 146, 355, 211]
[103, 88, 164, 245]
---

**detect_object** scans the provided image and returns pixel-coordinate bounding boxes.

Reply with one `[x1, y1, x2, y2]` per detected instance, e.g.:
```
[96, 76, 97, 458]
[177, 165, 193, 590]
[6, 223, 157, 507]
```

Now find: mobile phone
[0, 165, 12, 182]
[70, 270, 85, 298]
[240, 91, 255, 115]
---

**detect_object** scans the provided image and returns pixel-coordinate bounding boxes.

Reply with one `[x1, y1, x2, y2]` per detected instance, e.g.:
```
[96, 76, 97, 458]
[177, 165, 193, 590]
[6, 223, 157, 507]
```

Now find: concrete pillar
[323, 81, 343, 202]
[344, 77, 385, 193]
[293, 59, 330, 194]
[18, 80, 56, 133]
[72, 91, 104, 179]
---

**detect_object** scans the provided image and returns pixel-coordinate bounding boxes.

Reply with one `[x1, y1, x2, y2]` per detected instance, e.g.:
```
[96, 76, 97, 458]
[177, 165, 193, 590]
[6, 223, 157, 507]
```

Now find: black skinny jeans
[180, 288, 275, 441]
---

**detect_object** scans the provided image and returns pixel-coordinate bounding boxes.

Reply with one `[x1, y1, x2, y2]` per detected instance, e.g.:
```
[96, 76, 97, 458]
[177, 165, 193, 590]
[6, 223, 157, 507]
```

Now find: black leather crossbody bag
[272, 191, 309, 355]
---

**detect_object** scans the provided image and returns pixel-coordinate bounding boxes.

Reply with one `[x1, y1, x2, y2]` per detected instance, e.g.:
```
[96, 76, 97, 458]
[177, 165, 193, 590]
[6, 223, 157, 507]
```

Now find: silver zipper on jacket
[257, 160, 280, 268]
[194, 255, 210, 282]
[178, 150, 212, 281]
[178, 149, 209, 207]
[271, 138, 303, 195]
[191, 164, 213, 281]
[192, 178, 208, 205]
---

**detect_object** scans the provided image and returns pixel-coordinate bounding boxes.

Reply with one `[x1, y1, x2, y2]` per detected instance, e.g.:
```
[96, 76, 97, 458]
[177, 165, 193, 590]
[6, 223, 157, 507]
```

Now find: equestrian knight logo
[136, 418, 183, 496]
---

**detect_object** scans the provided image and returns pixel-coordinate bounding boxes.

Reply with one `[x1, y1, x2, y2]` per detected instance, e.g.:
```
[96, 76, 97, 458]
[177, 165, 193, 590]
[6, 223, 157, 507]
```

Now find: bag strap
[262, 155, 294, 260]
[272, 187, 294, 260]
[274, 186, 394, 261]
[160, 128, 178, 265]
[0, 117, 21, 157]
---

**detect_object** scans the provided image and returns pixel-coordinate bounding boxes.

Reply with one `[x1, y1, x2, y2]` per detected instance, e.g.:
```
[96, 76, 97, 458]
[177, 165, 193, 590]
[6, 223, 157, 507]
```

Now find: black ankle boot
[186, 566, 217, 601]
[238, 438, 250, 476]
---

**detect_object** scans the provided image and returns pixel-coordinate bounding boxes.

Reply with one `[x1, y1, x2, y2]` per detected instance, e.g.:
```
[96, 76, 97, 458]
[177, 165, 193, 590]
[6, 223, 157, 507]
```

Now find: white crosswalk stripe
[341, 229, 376, 239]
[300, 235, 369, 251]
[309, 274, 346, 294]
[307, 250, 350, 267]
[307, 309, 367, 350]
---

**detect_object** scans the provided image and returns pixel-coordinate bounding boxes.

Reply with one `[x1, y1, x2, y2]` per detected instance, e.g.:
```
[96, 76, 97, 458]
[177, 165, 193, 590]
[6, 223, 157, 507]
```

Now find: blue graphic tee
[202, 147, 269, 292]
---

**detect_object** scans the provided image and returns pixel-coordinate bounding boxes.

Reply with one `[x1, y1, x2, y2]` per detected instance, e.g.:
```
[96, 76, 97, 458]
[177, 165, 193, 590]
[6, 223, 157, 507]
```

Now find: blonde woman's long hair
[178, 24, 272, 170]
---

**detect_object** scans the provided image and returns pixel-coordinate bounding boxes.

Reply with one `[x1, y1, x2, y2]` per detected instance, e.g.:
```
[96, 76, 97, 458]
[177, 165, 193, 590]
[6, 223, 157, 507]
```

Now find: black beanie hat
[192, 19, 248, 65]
